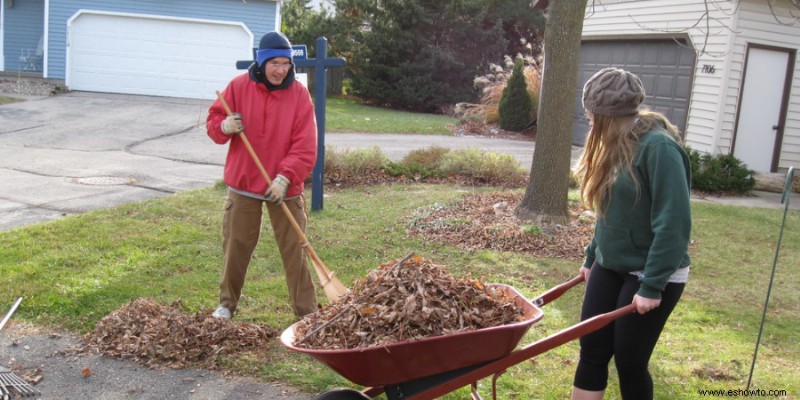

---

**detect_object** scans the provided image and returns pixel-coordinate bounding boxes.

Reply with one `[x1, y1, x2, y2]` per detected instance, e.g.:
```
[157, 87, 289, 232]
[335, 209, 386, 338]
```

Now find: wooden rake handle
[214, 91, 346, 301]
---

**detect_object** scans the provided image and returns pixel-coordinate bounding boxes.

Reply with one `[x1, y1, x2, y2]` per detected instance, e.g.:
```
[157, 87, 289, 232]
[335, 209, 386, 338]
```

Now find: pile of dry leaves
[293, 254, 524, 350]
[79, 298, 277, 369]
[406, 191, 594, 260]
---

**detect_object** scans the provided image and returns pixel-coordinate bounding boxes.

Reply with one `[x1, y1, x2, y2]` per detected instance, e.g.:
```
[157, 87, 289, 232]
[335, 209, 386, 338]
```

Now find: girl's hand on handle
[633, 294, 661, 314]
[579, 266, 591, 285]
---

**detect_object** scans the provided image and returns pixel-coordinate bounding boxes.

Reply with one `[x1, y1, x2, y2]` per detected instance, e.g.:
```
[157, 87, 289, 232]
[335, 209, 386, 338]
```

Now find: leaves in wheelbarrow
[293, 255, 525, 349]
[79, 298, 278, 369]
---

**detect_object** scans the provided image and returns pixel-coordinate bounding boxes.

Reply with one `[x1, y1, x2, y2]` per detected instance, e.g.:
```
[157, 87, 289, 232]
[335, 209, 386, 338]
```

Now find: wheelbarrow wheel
[314, 388, 371, 400]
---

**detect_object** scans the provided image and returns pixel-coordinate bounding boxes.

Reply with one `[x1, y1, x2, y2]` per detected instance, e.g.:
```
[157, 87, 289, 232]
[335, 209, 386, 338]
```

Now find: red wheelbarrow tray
[279, 283, 543, 387]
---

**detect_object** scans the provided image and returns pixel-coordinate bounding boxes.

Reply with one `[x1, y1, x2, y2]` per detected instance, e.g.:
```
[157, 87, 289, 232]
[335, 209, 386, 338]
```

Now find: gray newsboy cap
[582, 67, 645, 116]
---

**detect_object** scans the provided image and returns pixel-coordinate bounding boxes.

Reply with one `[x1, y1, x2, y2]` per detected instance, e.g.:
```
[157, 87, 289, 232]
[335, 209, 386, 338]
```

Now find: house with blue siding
[1, 0, 282, 99]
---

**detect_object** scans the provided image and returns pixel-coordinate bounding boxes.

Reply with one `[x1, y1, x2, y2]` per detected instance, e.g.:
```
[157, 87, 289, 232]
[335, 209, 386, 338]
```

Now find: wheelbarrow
[280, 275, 636, 400]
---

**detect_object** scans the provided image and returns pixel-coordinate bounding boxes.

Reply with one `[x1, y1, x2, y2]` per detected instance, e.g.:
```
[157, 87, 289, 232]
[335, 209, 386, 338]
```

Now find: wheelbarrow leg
[470, 381, 483, 400]
[314, 387, 372, 399]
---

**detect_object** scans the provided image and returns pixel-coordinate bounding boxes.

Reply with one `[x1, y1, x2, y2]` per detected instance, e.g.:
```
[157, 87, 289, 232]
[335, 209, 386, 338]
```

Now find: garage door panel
[68, 12, 252, 99]
[573, 40, 696, 145]
[642, 47, 661, 66]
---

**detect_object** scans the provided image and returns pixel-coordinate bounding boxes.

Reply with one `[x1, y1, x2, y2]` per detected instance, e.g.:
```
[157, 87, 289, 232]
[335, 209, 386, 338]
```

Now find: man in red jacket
[206, 31, 318, 319]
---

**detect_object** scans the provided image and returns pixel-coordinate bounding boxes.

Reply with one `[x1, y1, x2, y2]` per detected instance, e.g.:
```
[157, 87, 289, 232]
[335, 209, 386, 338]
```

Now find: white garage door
[67, 11, 253, 99]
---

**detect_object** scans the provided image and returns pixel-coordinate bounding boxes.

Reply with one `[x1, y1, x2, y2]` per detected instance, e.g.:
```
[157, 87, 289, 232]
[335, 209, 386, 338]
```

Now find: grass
[2, 183, 798, 399]
[324, 97, 457, 134]
[0, 95, 23, 105]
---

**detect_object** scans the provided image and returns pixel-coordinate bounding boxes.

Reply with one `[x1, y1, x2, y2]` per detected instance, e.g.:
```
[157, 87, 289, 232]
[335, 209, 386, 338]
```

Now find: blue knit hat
[256, 32, 293, 68]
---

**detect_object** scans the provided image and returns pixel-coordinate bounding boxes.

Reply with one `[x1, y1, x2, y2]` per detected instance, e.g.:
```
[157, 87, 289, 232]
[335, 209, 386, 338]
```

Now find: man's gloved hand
[221, 113, 244, 135]
[265, 175, 290, 204]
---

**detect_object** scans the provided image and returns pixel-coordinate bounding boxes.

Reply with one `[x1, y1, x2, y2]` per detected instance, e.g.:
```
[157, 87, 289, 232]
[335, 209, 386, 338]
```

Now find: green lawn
[2, 183, 797, 399]
[324, 97, 457, 134]
[0, 95, 23, 105]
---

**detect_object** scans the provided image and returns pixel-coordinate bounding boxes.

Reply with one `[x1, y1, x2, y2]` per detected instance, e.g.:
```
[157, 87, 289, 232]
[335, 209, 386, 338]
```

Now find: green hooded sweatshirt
[583, 128, 692, 299]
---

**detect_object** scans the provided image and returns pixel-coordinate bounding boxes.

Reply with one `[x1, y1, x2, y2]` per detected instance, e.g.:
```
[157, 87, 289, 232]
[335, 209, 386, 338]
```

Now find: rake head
[0, 366, 39, 399]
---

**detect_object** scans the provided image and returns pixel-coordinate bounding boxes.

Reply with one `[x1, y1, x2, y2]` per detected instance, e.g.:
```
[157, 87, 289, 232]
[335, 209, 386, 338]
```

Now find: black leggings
[573, 263, 685, 399]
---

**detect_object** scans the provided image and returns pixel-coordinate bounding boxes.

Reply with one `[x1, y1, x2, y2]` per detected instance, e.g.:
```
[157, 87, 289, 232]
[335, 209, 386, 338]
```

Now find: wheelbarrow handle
[396, 302, 637, 400]
[533, 274, 585, 307]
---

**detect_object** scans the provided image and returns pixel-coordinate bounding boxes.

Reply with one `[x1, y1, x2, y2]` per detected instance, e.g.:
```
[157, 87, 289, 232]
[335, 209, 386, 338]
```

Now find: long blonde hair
[576, 109, 681, 217]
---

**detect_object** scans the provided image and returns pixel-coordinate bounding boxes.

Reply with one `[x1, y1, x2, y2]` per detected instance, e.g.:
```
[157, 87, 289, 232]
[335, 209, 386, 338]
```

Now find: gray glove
[221, 113, 244, 135]
[265, 175, 290, 204]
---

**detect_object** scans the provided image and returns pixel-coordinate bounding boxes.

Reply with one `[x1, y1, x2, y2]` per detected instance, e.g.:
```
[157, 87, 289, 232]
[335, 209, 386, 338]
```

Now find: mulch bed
[406, 191, 594, 261]
[451, 119, 536, 141]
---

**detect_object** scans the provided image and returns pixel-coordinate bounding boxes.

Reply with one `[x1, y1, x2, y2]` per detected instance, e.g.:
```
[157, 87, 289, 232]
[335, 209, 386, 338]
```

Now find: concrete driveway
[0, 91, 544, 231]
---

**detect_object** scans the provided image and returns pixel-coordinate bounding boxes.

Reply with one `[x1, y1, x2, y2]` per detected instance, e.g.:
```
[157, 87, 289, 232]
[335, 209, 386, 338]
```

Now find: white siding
[584, 0, 800, 172]
[733, 1, 800, 170]
[583, 0, 739, 154]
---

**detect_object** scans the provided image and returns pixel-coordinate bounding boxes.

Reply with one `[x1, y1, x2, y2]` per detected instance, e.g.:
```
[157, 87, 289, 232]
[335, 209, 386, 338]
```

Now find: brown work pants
[219, 190, 317, 317]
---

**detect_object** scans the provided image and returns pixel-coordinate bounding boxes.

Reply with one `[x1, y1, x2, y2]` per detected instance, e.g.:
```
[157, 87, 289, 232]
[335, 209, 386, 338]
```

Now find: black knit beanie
[582, 67, 645, 117]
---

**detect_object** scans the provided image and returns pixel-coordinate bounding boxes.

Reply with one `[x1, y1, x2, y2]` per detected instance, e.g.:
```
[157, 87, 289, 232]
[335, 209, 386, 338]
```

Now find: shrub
[439, 148, 527, 186]
[461, 54, 541, 126]
[384, 147, 451, 180]
[499, 57, 534, 132]
[326, 145, 527, 187]
[324, 146, 390, 185]
[685, 146, 755, 193]
[401, 146, 451, 166]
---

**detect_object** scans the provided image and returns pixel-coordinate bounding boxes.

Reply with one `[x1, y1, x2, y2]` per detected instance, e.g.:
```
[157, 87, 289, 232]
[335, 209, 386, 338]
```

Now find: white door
[733, 47, 790, 173]
[67, 11, 253, 99]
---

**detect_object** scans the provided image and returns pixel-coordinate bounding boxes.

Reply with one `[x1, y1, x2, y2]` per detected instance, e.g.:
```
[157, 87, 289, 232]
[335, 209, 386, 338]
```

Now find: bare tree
[514, 0, 588, 225]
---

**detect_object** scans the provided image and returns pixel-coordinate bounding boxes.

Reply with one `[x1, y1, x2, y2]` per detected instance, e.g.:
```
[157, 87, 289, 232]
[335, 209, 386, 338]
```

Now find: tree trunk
[515, 0, 588, 225]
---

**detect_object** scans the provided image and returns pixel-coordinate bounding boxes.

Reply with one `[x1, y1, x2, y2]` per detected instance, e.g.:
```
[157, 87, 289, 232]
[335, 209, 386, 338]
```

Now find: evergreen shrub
[685, 146, 755, 193]
[498, 57, 533, 132]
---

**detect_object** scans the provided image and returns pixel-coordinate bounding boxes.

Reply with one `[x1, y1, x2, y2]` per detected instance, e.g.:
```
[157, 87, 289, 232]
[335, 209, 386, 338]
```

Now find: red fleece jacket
[207, 73, 317, 198]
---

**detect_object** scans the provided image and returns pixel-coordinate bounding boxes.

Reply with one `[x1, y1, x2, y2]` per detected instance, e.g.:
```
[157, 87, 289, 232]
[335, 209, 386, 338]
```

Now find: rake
[1, 297, 40, 399]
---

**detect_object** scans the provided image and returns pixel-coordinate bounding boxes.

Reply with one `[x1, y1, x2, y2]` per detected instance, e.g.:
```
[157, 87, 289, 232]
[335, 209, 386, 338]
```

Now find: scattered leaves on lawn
[293, 254, 524, 349]
[79, 298, 277, 370]
[405, 191, 594, 260]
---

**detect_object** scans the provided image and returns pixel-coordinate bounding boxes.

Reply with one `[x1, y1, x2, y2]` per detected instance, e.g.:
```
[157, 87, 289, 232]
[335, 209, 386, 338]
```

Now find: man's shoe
[212, 305, 231, 319]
